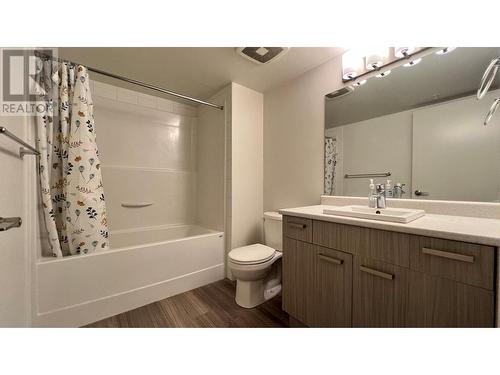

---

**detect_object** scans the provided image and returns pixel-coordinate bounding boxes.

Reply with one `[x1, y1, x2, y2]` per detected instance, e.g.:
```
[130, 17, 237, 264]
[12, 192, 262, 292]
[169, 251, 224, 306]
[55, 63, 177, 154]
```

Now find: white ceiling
[58, 47, 344, 101]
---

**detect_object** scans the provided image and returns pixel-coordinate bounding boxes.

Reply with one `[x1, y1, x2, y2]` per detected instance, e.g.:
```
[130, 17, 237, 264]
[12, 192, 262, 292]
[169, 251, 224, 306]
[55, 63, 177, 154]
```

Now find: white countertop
[279, 205, 500, 247]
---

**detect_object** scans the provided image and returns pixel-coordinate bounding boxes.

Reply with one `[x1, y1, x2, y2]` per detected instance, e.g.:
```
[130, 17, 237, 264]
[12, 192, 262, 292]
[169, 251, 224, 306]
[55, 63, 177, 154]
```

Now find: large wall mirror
[324, 47, 500, 202]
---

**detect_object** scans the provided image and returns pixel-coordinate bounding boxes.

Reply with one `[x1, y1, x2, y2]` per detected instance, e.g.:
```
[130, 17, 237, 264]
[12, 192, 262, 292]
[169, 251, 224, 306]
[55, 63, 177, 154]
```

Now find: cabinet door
[282, 237, 316, 325]
[353, 256, 408, 327]
[312, 246, 352, 327]
[406, 271, 494, 327]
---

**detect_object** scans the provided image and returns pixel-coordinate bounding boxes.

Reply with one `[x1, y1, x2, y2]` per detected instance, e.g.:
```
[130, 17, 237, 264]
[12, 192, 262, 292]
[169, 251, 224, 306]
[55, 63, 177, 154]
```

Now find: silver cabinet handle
[288, 222, 306, 229]
[359, 265, 394, 280]
[422, 247, 474, 263]
[0, 217, 22, 232]
[318, 253, 343, 265]
[414, 190, 429, 196]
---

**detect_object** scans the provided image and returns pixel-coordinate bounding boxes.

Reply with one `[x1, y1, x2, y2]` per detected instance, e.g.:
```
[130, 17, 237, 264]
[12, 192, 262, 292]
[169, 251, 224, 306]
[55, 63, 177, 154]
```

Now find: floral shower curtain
[35, 59, 109, 257]
[324, 137, 337, 195]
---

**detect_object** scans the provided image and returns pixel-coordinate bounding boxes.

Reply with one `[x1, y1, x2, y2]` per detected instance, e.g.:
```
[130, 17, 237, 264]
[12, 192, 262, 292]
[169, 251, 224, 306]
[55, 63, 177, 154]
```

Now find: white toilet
[228, 212, 283, 308]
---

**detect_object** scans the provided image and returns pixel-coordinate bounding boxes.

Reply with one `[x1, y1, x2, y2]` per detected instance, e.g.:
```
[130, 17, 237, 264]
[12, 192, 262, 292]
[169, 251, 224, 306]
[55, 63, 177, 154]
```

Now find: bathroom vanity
[279, 204, 499, 328]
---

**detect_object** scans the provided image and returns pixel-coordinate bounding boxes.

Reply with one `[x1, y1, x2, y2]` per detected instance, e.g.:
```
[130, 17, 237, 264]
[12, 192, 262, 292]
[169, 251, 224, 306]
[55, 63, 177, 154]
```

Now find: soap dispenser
[385, 179, 393, 198]
[368, 179, 376, 208]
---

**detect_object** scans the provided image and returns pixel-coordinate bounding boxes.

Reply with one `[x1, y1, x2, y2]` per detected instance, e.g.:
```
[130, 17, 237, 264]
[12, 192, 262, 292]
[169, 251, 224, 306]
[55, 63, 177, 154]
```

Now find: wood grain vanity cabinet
[314, 245, 352, 327]
[282, 217, 352, 327]
[282, 236, 315, 325]
[282, 215, 496, 328]
[352, 256, 408, 327]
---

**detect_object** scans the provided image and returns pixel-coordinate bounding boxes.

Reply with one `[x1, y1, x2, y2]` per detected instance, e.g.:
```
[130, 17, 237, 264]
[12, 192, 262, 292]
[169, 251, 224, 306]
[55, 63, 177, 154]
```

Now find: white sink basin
[323, 205, 425, 224]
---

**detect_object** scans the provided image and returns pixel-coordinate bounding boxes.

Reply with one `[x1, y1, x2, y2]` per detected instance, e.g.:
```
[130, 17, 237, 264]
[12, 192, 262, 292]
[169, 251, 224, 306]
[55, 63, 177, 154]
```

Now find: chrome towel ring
[484, 98, 500, 126]
[477, 57, 500, 100]
[477, 57, 500, 125]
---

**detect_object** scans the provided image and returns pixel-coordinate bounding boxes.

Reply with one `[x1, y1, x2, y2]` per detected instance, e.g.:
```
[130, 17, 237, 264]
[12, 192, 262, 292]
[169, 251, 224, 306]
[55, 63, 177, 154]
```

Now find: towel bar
[344, 172, 391, 179]
[0, 126, 40, 158]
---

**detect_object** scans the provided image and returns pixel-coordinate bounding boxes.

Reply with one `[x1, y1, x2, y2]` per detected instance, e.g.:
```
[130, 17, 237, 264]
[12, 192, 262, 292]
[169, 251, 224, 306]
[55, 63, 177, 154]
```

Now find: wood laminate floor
[85, 279, 289, 328]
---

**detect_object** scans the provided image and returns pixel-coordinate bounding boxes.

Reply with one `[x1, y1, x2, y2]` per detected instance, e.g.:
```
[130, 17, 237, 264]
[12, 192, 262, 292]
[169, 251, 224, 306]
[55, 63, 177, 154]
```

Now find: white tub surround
[92, 82, 198, 233]
[279, 204, 500, 247]
[33, 225, 224, 327]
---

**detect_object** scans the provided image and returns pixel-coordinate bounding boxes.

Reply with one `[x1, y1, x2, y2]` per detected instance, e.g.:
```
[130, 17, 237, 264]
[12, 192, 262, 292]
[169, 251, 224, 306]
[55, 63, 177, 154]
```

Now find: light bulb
[365, 48, 391, 70]
[342, 49, 364, 80]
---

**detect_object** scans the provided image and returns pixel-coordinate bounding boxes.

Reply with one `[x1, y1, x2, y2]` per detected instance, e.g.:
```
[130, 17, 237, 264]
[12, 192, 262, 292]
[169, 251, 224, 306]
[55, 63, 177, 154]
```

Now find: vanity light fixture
[395, 47, 416, 58]
[340, 47, 430, 83]
[376, 70, 391, 78]
[403, 58, 422, 67]
[365, 48, 391, 70]
[342, 49, 365, 80]
[436, 47, 456, 55]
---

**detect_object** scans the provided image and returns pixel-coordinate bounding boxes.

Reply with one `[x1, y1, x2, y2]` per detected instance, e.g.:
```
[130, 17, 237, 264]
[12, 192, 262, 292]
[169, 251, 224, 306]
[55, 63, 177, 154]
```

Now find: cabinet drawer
[409, 236, 495, 290]
[313, 221, 409, 267]
[359, 229, 410, 268]
[283, 215, 312, 242]
[312, 220, 362, 254]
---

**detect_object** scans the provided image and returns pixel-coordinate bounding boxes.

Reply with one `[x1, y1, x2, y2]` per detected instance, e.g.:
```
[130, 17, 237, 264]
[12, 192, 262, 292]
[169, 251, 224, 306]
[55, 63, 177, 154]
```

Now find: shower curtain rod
[35, 51, 224, 111]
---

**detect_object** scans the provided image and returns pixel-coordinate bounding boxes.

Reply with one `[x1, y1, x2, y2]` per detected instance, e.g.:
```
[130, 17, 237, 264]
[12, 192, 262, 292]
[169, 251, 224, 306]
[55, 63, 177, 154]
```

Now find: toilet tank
[263, 212, 283, 252]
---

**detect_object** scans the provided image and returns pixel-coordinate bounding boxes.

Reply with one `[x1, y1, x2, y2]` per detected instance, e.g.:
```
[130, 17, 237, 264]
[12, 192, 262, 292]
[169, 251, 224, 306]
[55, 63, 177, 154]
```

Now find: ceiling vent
[326, 86, 355, 100]
[236, 47, 290, 64]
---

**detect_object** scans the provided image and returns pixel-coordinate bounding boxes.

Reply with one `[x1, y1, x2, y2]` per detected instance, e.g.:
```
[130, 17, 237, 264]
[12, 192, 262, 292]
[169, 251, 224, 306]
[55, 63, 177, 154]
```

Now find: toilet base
[232, 254, 282, 309]
[235, 280, 282, 309]
[235, 279, 266, 308]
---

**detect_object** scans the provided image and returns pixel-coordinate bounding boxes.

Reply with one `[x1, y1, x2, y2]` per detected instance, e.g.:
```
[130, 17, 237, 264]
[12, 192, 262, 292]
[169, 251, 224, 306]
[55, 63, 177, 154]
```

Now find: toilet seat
[228, 244, 275, 265]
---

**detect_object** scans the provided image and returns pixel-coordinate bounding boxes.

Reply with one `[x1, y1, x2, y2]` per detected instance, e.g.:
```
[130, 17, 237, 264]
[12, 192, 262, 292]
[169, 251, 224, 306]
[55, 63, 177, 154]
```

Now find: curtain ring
[484, 98, 500, 126]
[477, 57, 500, 100]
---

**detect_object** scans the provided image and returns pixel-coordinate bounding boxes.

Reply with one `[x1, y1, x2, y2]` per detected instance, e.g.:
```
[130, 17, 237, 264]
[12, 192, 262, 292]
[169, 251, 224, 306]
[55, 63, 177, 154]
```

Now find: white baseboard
[32, 264, 225, 327]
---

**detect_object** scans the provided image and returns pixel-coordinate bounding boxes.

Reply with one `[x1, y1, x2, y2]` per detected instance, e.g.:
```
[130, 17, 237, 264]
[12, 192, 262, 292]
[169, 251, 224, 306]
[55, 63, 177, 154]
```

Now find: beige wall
[264, 55, 343, 211]
[0, 114, 31, 327]
[196, 86, 230, 232]
[230, 83, 264, 248]
[0, 48, 35, 325]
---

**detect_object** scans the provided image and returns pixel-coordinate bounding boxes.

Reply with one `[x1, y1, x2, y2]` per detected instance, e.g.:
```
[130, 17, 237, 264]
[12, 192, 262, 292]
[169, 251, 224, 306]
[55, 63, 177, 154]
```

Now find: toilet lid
[229, 244, 276, 265]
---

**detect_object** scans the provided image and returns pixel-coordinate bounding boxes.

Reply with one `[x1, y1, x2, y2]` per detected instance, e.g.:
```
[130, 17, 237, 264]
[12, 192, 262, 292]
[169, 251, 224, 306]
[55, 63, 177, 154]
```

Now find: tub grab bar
[121, 202, 154, 208]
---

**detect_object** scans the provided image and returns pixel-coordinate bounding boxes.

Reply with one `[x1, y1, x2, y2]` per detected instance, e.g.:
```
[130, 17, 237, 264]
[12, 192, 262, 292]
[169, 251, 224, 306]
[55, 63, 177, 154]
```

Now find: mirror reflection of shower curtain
[324, 137, 337, 195]
[35, 58, 109, 257]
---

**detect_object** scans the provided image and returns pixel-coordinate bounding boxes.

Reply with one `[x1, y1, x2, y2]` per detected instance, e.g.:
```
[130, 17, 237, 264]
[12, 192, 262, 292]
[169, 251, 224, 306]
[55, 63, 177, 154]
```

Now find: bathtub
[33, 225, 225, 327]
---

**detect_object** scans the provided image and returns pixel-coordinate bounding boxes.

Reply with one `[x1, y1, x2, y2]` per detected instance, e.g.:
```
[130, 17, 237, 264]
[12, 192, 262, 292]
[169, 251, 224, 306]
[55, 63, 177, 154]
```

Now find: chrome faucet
[375, 184, 386, 209]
